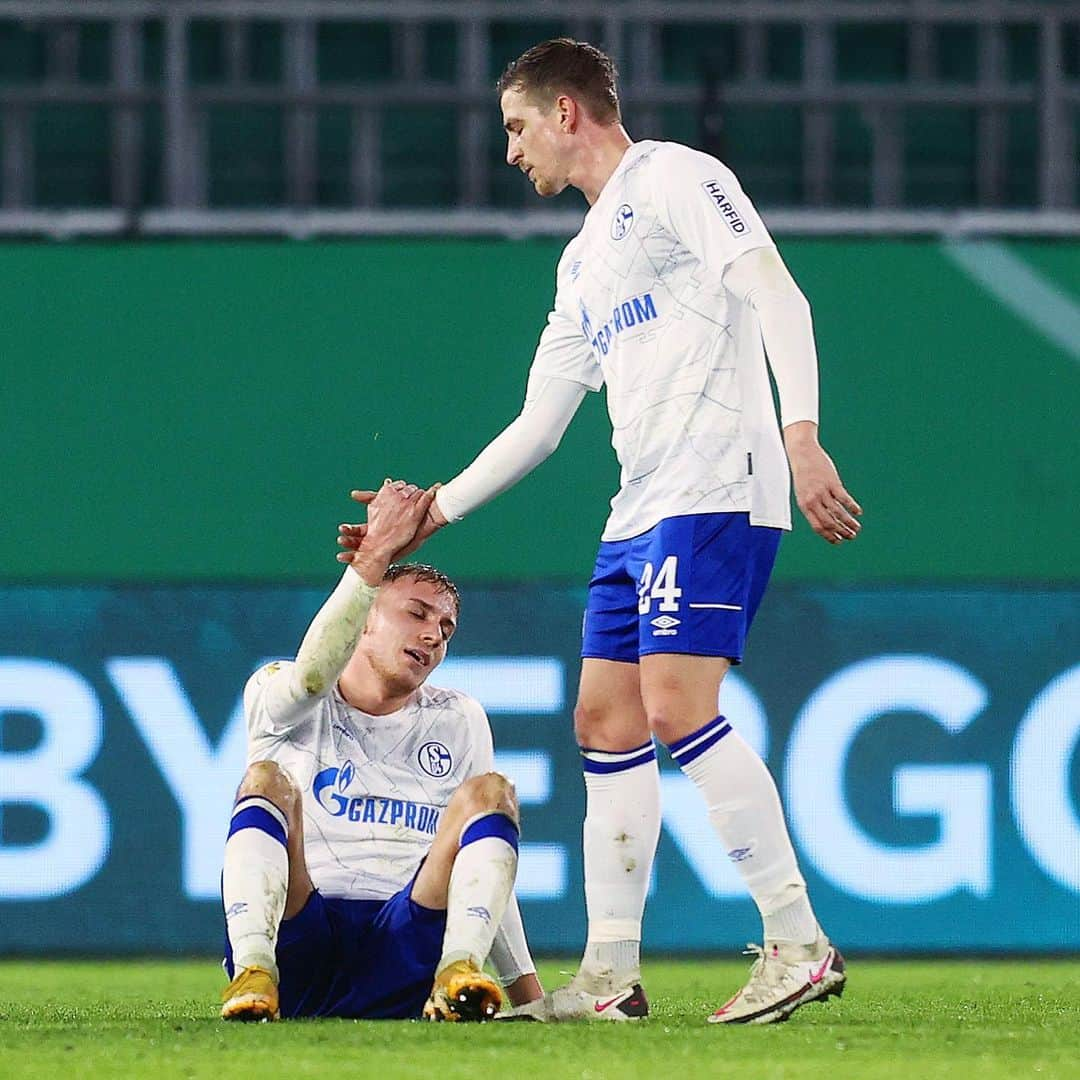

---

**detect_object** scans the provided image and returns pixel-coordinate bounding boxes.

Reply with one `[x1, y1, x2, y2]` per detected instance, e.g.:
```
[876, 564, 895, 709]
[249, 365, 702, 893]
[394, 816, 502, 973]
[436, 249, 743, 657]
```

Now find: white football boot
[498, 977, 649, 1023]
[547, 977, 649, 1022]
[708, 936, 846, 1025]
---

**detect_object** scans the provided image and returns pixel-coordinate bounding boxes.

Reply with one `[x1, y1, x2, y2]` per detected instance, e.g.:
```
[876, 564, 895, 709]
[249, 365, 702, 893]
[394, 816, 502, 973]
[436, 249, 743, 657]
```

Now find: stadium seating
[0, 12, 1075, 210]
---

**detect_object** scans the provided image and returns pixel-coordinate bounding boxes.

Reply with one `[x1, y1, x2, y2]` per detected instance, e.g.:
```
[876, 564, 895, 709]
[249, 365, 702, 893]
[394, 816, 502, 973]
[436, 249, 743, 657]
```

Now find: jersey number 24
[637, 556, 682, 614]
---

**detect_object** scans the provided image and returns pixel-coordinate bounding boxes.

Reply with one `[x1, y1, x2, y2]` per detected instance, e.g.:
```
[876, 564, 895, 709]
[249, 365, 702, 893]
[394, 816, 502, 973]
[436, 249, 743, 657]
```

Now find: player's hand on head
[788, 444, 862, 545]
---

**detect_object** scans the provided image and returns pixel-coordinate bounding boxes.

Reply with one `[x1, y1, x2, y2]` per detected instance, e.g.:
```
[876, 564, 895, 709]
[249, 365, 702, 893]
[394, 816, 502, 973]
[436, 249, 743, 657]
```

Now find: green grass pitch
[2, 957, 1078, 1079]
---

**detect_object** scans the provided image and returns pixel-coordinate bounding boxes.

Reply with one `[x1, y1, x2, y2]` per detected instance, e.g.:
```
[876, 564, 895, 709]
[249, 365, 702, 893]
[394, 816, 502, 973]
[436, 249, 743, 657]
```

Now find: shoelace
[738, 943, 798, 1003]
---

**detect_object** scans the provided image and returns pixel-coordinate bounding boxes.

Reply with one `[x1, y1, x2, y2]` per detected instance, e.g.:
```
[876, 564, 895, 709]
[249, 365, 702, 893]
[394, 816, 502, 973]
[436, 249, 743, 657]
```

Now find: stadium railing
[0, 0, 1077, 236]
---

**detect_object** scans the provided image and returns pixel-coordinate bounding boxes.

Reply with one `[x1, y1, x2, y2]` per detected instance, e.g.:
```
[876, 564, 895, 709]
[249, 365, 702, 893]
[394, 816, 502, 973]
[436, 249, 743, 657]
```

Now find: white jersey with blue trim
[529, 139, 792, 540]
[244, 660, 495, 902]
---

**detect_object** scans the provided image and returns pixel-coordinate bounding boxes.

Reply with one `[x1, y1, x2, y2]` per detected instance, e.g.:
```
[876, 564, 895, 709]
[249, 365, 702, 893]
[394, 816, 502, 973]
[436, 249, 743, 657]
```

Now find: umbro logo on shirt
[701, 180, 749, 235]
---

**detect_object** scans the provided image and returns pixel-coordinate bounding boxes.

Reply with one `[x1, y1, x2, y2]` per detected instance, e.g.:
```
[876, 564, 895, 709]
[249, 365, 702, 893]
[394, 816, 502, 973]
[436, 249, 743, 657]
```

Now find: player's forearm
[434, 377, 586, 522]
[249, 569, 379, 732]
[783, 419, 820, 452]
[758, 291, 820, 427]
[434, 420, 553, 522]
[290, 565, 382, 700]
[724, 247, 819, 427]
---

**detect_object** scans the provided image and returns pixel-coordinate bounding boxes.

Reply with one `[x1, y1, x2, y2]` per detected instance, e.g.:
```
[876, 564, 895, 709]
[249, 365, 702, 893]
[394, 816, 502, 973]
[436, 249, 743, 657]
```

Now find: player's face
[501, 88, 571, 198]
[360, 576, 458, 694]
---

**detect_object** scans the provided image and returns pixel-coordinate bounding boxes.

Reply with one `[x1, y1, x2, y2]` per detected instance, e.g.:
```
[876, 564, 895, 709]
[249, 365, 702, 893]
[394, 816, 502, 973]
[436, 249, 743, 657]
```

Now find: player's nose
[506, 138, 520, 166]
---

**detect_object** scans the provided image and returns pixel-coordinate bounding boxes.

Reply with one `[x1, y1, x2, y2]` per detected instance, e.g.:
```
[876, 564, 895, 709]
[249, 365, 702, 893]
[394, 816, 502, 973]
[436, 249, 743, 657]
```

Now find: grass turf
[1, 958, 1078, 1079]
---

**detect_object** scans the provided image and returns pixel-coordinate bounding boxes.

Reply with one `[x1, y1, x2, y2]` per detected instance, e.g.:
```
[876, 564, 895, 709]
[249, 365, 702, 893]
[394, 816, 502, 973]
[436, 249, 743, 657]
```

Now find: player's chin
[533, 176, 567, 198]
[396, 663, 430, 690]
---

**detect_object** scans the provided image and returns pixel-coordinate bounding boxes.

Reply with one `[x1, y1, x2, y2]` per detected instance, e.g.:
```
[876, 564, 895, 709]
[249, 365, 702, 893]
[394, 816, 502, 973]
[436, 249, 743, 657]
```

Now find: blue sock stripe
[668, 715, 729, 757]
[460, 812, 519, 853]
[233, 794, 289, 825]
[579, 739, 655, 760]
[228, 804, 288, 849]
[673, 723, 733, 766]
[582, 746, 657, 774]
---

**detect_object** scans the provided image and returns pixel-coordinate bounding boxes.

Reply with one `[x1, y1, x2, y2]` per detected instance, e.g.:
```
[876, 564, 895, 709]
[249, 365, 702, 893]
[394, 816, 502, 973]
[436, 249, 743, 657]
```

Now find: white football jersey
[529, 140, 792, 539]
[244, 661, 496, 901]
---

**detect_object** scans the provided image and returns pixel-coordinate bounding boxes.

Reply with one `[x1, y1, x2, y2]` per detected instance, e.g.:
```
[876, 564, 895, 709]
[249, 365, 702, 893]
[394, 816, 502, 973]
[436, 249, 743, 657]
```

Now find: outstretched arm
[723, 247, 863, 544]
[294, 481, 433, 696]
[434, 374, 587, 522]
[338, 375, 588, 556]
[252, 482, 434, 733]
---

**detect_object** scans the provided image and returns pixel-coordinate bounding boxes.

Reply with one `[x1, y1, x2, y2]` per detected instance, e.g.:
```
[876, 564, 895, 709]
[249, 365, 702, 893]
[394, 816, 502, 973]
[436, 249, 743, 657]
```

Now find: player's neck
[572, 126, 634, 205]
[338, 660, 417, 716]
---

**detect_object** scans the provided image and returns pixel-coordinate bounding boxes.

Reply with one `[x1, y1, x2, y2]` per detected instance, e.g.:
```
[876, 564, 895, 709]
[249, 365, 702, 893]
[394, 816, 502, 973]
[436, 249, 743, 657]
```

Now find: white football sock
[578, 743, 661, 990]
[438, 813, 519, 972]
[222, 796, 290, 980]
[670, 717, 820, 946]
[763, 892, 822, 947]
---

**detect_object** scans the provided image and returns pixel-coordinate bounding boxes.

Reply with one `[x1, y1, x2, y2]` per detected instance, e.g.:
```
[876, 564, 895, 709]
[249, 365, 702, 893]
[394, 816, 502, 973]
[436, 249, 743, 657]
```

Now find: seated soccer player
[219, 480, 542, 1021]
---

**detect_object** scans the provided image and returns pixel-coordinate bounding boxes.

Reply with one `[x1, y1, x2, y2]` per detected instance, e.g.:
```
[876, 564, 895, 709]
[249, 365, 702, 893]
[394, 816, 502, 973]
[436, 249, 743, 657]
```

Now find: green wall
[3, 238, 1078, 583]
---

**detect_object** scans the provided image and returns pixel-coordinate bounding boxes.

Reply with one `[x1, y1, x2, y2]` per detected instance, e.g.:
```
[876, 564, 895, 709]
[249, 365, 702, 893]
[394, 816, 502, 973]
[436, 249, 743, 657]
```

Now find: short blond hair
[383, 562, 461, 617]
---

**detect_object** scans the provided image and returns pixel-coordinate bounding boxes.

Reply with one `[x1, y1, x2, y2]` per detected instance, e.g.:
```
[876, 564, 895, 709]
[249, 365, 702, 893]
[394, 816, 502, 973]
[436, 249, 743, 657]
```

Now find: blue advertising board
[0, 583, 1077, 953]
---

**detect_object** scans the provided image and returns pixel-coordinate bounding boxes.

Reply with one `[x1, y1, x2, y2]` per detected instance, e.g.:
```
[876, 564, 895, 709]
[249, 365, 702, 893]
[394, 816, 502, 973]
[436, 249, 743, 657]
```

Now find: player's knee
[237, 760, 301, 818]
[574, 697, 610, 744]
[576, 697, 644, 749]
[645, 705, 687, 748]
[454, 772, 519, 825]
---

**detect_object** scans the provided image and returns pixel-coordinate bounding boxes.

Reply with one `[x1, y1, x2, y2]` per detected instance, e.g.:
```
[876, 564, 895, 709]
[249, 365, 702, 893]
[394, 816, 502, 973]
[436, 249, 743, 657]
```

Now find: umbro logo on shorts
[651, 614, 680, 636]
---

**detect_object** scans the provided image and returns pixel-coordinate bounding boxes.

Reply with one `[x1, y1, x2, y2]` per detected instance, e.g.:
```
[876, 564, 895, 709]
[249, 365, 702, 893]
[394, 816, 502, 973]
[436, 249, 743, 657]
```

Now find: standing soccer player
[342, 40, 861, 1025]
[221, 480, 541, 1022]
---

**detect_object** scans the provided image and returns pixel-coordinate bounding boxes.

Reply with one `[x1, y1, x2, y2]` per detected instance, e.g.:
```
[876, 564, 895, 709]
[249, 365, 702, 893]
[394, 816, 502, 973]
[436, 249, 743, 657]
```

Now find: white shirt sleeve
[243, 661, 299, 742]
[433, 244, 599, 522]
[528, 259, 604, 388]
[433, 374, 587, 523]
[243, 569, 380, 738]
[650, 145, 775, 279]
[722, 245, 820, 427]
[651, 145, 818, 429]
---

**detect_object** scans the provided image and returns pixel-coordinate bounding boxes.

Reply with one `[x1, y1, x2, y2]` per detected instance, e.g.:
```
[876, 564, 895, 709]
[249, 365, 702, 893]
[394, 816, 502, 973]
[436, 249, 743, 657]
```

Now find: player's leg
[564, 657, 656, 1016]
[638, 513, 844, 1023]
[642, 651, 844, 1022]
[220, 759, 313, 1021]
[541, 539, 659, 1021]
[414, 772, 522, 1021]
[642, 651, 816, 939]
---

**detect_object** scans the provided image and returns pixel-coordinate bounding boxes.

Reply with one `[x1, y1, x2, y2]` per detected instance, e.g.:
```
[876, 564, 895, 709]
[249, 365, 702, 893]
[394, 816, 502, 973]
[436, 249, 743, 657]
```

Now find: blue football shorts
[223, 874, 446, 1019]
[581, 512, 782, 663]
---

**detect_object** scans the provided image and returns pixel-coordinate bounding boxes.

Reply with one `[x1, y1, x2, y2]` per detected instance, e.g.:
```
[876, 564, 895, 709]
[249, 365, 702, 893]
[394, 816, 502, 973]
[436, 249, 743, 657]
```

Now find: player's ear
[556, 94, 577, 133]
